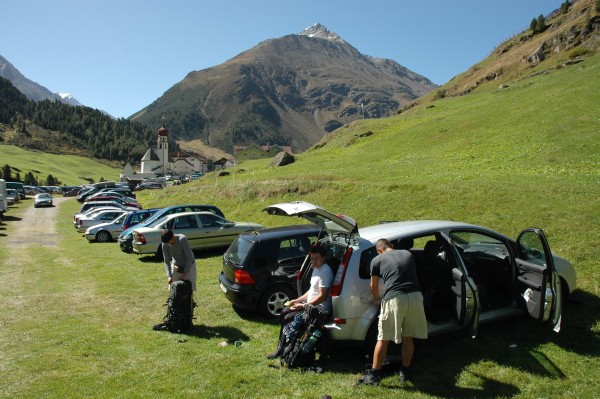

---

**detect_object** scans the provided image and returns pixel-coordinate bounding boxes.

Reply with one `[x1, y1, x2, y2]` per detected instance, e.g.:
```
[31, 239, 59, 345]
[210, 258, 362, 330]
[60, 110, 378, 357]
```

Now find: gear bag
[278, 305, 327, 369]
[154, 280, 195, 333]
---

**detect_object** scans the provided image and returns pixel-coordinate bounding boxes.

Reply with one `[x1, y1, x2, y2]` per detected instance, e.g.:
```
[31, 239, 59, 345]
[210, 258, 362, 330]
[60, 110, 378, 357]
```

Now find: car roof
[357, 220, 504, 242]
[238, 224, 320, 242]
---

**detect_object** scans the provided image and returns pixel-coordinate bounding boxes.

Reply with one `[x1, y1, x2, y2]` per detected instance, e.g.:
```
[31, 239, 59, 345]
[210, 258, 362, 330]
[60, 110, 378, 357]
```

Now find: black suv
[218, 224, 323, 318]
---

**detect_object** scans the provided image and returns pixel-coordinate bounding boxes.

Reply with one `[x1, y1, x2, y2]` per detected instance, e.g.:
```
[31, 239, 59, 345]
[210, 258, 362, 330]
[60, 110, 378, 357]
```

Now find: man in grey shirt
[161, 229, 197, 290]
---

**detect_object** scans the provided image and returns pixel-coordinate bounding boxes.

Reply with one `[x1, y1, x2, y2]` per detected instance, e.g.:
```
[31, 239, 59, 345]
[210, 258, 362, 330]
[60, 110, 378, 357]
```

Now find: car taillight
[331, 247, 353, 296]
[79, 220, 83, 226]
[136, 233, 146, 244]
[234, 270, 255, 285]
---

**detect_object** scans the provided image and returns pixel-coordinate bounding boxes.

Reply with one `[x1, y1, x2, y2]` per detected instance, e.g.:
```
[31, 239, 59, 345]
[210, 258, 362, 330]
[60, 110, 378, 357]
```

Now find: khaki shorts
[377, 291, 428, 343]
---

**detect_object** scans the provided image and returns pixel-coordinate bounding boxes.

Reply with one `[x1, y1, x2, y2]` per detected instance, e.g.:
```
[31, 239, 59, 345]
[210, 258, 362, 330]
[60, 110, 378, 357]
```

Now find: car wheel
[96, 230, 112, 243]
[259, 285, 296, 318]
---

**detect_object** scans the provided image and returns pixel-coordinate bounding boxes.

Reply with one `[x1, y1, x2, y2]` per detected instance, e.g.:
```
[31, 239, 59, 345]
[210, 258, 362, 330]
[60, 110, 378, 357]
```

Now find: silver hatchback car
[263, 201, 576, 348]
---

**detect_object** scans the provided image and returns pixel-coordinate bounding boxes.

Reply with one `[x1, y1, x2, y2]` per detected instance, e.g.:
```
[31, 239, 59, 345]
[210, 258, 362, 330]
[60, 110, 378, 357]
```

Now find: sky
[1, 0, 565, 119]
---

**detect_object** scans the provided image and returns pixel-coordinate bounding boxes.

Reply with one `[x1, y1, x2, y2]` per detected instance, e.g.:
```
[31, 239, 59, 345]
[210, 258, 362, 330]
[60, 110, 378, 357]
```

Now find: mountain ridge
[131, 24, 437, 153]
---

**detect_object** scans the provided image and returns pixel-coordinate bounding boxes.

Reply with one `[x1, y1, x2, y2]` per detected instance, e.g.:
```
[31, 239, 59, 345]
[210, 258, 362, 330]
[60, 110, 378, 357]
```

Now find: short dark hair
[376, 238, 392, 250]
[309, 244, 327, 258]
[161, 229, 174, 243]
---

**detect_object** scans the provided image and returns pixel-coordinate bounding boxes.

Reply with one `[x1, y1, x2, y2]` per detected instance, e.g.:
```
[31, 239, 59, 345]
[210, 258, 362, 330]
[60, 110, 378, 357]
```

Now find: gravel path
[4, 197, 71, 248]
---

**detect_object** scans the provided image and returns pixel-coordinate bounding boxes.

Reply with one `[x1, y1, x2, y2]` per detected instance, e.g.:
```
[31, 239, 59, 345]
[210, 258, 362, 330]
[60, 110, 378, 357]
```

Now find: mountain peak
[298, 23, 344, 43]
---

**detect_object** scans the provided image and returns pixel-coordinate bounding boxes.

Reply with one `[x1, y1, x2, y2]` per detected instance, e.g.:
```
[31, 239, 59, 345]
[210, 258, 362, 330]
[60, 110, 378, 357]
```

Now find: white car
[73, 206, 124, 227]
[85, 213, 127, 243]
[263, 201, 576, 349]
[33, 193, 53, 208]
[132, 212, 263, 256]
[77, 210, 128, 233]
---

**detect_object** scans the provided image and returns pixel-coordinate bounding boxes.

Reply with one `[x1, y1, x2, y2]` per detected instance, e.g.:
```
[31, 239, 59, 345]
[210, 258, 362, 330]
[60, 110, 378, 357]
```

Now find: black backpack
[154, 280, 195, 333]
[279, 305, 327, 369]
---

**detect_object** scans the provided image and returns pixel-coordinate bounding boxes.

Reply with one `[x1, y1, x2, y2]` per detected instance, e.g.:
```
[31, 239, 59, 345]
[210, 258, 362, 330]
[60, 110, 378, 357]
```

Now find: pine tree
[537, 15, 546, 32]
[561, 0, 571, 14]
[2, 164, 11, 181]
[530, 17, 538, 33]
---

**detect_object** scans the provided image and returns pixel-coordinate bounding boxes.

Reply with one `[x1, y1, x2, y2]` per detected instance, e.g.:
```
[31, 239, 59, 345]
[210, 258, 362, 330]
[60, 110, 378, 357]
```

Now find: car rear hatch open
[263, 201, 358, 239]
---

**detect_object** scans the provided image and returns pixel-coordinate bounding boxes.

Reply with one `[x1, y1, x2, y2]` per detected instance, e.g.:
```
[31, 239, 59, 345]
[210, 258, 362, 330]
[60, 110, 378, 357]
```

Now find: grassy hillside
[0, 144, 121, 185]
[137, 53, 600, 293]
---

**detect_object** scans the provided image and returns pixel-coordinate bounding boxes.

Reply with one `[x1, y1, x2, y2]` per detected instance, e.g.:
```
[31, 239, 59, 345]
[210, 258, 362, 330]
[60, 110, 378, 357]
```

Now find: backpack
[279, 305, 327, 369]
[155, 280, 195, 333]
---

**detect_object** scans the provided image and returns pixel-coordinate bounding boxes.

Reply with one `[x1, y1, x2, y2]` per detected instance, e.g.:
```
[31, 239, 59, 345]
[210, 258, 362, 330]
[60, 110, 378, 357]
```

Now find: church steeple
[157, 126, 169, 175]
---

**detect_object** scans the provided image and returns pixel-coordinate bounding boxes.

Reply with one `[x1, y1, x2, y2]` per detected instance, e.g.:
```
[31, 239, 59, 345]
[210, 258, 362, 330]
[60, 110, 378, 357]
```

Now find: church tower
[157, 126, 169, 175]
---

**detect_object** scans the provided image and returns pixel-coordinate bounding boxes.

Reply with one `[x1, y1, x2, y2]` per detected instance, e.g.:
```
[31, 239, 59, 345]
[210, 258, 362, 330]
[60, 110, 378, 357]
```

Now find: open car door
[440, 233, 480, 338]
[516, 228, 562, 332]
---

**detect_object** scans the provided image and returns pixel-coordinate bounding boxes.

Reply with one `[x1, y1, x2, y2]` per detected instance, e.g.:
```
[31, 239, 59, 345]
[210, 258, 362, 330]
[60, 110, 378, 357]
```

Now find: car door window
[277, 235, 318, 269]
[198, 214, 219, 227]
[173, 215, 199, 229]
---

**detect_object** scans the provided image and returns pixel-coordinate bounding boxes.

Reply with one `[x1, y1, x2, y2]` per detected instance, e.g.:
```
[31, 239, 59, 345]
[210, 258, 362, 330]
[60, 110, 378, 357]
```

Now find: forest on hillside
[0, 77, 177, 163]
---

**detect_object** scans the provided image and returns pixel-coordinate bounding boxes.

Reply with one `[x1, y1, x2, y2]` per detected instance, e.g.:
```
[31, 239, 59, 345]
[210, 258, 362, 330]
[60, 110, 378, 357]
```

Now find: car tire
[96, 230, 112, 243]
[155, 246, 164, 261]
[259, 285, 296, 319]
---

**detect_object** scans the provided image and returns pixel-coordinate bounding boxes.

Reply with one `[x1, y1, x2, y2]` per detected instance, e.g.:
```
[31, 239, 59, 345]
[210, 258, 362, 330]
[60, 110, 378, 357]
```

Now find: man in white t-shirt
[266, 245, 333, 359]
[288, 245, 333, 314]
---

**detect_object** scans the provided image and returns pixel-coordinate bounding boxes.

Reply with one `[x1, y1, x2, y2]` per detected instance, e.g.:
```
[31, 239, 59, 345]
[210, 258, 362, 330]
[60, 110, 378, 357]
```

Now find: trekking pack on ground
[277, 305, 327, 369]
[153, 280, 195, 333]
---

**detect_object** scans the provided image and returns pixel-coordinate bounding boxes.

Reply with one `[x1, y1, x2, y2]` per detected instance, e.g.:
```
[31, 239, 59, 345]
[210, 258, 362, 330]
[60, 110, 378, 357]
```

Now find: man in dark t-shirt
[359, 238, 428, 386]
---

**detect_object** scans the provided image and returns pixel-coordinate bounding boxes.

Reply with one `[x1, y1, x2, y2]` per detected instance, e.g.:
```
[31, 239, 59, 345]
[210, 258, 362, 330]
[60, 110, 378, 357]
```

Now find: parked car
[85, 213, 128, 242]
[5, 189, 20, 205]
[118, 204, 225, 252]
[24, 185, 47, 195]
[123, 208, 161, 231]
[83, 196, 142, 209]
[263, 201, 576, 349]
[131, 212, 264, 257]
[33, 193, 53, 208]
[87, 191, 137, 203]
[77, 210, 128, 233]
[95, 187, 136, 199]
[78, 201, 140, 215]
[134, 182, 163, 191]
[219, 224, 323, 318]
[74, 204, 137, 227]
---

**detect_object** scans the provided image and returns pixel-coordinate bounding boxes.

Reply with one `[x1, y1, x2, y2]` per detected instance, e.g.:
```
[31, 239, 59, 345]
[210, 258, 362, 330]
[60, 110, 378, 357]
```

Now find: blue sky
[1, 0, 564, 118]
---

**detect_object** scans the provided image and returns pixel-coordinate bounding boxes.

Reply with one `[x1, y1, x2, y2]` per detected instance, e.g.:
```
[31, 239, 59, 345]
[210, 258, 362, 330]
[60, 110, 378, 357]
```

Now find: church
[119, 126, 214, 183]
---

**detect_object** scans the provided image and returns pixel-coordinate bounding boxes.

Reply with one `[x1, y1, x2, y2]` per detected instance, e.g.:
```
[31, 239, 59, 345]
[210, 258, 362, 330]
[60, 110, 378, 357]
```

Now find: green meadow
[0, 145, 120, 185]
[0, 54, 599, 398]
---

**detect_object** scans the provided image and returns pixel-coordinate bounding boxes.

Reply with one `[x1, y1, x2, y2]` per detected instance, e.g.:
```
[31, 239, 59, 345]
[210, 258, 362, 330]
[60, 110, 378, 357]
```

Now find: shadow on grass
[2, 215, 22, 222]
[187, 324, 250, 343]
[232, 305, 280, 326]
[322, 290, 599, 398]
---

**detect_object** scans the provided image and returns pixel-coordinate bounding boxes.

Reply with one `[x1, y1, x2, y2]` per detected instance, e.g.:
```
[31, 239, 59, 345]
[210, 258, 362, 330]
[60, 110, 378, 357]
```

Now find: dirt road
[4, 197, 71, 248]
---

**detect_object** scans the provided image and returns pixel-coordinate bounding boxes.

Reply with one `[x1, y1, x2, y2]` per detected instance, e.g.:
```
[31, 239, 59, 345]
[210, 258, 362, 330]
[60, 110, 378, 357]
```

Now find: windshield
[224, 236, 254, 266]
[147, 214, 171, 228]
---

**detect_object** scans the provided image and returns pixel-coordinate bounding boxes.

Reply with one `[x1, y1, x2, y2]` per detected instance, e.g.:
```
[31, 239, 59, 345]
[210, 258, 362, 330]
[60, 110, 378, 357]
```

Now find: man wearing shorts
[359, 238, 427, 386]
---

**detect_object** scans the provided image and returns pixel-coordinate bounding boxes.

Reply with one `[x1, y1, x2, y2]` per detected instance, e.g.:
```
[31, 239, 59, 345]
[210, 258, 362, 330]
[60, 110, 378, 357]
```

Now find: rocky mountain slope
[0, 55, 82, 106]
[131, 24, 437, 153]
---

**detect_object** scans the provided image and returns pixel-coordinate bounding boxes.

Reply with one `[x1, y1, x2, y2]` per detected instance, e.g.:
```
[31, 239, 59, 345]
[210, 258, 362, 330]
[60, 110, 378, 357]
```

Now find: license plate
[219, 282, 227, 294]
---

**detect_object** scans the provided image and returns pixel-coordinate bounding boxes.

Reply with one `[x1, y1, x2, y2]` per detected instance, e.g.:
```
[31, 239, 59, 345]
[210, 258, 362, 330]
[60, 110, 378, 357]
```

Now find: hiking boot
[266, 351, 280, 360]
[357, 369, 380, 386]
[398, 366, 410, 384]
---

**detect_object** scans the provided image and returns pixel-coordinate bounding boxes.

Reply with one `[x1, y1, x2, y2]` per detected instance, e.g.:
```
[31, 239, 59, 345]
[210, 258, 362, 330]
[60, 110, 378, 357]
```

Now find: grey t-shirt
[162, 234, 195, 276]
[370, 249, 420, 300]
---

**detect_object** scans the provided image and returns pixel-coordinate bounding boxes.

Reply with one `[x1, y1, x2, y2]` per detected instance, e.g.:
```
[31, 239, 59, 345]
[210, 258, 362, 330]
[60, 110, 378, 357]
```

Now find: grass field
[0, 145, 121, 186]
[1, 55, 599, 398]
